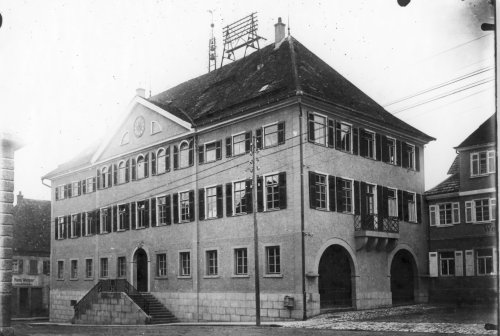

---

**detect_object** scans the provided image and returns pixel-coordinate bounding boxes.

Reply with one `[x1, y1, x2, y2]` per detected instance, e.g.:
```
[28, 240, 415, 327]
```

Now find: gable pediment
[92, 96, 192, 163]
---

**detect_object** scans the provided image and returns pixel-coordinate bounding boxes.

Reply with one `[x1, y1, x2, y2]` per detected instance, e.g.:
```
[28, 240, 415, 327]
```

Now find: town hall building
[43, 19, 434, 323]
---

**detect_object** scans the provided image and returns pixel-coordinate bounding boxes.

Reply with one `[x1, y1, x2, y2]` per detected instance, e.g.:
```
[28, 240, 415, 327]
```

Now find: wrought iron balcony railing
[353, 214, 399, 233]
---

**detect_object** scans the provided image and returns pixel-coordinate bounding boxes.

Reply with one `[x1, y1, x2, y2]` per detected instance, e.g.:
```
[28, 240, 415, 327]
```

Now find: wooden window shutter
[131, 158, 137, 180]
[353, 181, 360, 215]
[358, 181, 366, 217]
[173, 145, 179, 170]
[416, 193, 422, 223]
[82, 180, 86, 194]
[165, 147, 171, 172]
[277, 121, 285, 145]
[188, 140, 194, 167]
[198, 145, 205, 164]
[54, 218, 58, 239]
[381, 187, 389, 219]
[308, 113, 315, 142]
[278, 172, 287, 209]
[429, 252, 438, 277]
[359, 129, 367, 157]
[396, 140, 402, 166]
[381, 136, 389, 163]
[165, 195, 172, 225]
[401, 142, 409, 168]
[245, 131, 252, 153]
[257, 176, 263, 212]
[144, 153, 149, 178]
[465, 250, 474, 276]
[67, 183, 72, 197]
[245, 180, 253, 213]
[94, 210, 100, 234]
[397, 189, 404, 221]
[130, 203, 136, 229]
[377, 185, 384, 218]
[55, 187, 59, 201]
[226, 137, 232, 158]
[125, 159, 130, 182]
[151, 198, 156, 227]
[199, 188, 205, 220]
[216, 140, 222, 160]
[336, 177, 343, 212]
[216, 185, 223, 218]
[455, 251, 464, 276]
[112, 205, 117, 232]
[327, 119, 334, 148]
[113, 164, 118, 185]
[82, 214, 86, 236]
[144, 199, 150, 227]
[335, 122, 341, 150]
[375, 133, 382, 161]
[189, 190, 195, 221]
[328, 175, 336, 211]
[173, 193, 179, 223]
[415, 146, 420, 171]
[226, 183, 233, 216]
[256, 128, 263, 149]
[151, 151, 157, 175]
[308, 171, 316, 209]
[92, 177, 96, 191]
[352, 128, 359, 155]
[77, 181, 81, 196]
[107, 165, 112, 187]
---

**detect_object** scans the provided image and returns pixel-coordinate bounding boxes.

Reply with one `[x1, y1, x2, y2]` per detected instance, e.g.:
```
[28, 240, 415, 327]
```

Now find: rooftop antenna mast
[208, 10, 217, 73]
[220, 12, 265, 67]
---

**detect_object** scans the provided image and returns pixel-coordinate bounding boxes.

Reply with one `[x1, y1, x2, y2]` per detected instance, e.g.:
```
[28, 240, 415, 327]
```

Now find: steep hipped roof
[13, 197, 51, 255]
[456, 113, 496, 149]
[425, 173, 460, 196]
[150, 37, 433, 141]
[44, 36, 434, 179]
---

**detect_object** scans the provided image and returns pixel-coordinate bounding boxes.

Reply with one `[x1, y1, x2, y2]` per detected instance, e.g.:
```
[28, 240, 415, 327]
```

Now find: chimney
[274, 17, 286, 46]
[16, 191, 23, 205]
[136, 88, 146, 98]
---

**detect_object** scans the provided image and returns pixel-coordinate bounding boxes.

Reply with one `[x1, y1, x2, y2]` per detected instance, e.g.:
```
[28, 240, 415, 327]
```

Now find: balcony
[353, 214, 399, 252]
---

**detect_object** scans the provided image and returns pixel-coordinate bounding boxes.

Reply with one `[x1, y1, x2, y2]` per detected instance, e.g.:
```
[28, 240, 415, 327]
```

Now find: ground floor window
[439, 251, 455, 276]
[57, 261, 64, 280]
[100, 258, 108, 278]
[234, 248, 248, 275]
[85, 259, 93, 278]
[117, 257, 126, 278]
[266, 246, 281, 274]
[179, 252, 190, 277]
[70, 260, 78, 279]
[157, 254, 167, 277]
[477, 249, 494, 275]
[206, 250, 218, 276]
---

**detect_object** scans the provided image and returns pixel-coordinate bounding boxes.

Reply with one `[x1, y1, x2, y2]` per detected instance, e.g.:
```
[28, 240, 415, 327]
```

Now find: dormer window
[471, 150, 495, 177]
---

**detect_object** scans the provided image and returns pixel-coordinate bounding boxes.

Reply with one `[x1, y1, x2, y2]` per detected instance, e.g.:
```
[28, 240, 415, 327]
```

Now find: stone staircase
[129, 292, 178, 324]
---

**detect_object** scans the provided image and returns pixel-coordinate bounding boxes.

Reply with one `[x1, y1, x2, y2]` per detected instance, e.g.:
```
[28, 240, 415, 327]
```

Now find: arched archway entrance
[390, 249, 416, 304]
[134, 248, 148, 292]
[318, 245, 353, 308]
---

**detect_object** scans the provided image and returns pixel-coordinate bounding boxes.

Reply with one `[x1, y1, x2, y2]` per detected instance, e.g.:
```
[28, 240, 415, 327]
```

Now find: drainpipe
[194, 132, 200, 322]
[298, 98, 307, 320]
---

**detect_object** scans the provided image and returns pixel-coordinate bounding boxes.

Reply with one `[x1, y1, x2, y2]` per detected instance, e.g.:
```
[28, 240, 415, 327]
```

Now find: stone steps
[128, 293, 179, 324]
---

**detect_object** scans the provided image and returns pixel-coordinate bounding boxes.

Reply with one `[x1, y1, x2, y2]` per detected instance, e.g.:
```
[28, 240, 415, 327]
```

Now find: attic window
[121, 132, 130, 146]
[259, 84, 270, 93]
[151, 121, 162, 135]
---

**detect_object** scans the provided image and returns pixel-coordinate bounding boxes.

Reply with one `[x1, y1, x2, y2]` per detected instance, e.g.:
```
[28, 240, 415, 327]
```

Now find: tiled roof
[424, 173, 460, 196]
[44, 37, 434, 179]
[447, 155, 460, 175]
[456, 113, 496, 149]
[13, 198, 51, 255]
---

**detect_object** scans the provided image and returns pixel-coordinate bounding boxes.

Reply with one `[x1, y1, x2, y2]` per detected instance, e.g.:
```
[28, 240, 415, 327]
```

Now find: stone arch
[388, 244, 419, 304]
[130, 245, 151, 292]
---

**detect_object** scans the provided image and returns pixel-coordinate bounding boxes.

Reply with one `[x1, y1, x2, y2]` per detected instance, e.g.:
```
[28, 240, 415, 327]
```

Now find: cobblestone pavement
[278, 304, 497, 335]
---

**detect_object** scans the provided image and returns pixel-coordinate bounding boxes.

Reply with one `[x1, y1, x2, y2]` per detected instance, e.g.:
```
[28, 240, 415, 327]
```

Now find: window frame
[204, 141, 218, 163]
[476, 248, 495, 275]
[466, 198, 496, 223]
[362, 129, 376, 159]
[57, 260, 64, 280]
[71, 181, 80, 197]
[117, 256, 126, 278]
[136, 154, 146, 180]
[84, 212, 93, 236]
[233, 180, 248, 215]
[101, 165, 110, 188]
[136, 200, 148, 229]
[387, 137, 397, 165]
[156, 147, 167, 174]
[85, 258, 93, 279]
[179, 140, 191, 168]
[263, 122, 280, 148]
[117, 203, 129, 231]
[100, 206, 111, 233]
[86, 177, 95, 193]
[57, 185, 66, 200]
[178, 251, 191, 278]
[406, 143, 416, 170]
[407, 191, 417, 223]
[264, 172, 281, 211]
[471, 150, 496, 177]
[178, 191, 190, 222]
[313, 172, 328, 210]
[57, 216, 65, 240]
[387, 187, 398, 218]
[233, 247, 249, 276]
[99, 257, 109, 279]
[205, 186, 218, 219]
[311, 113, 328, 146]
[340, 177, 354, 214]
[205, 249, 219, 277]
[430, 202, 460, 226]
[156, 253, 168, 278]
[338, 122, 353, 153]
[118, 160, 127, 184]
[156, 195, 168, 226]
[264, 245, 282, 276]
[232, 132, 247, 156]
[439, 251, 455, 277]
[70, 259, 78, 280]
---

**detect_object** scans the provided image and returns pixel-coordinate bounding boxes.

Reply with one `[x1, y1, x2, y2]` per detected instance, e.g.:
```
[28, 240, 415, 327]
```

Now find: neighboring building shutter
[82, 180, 86, 194]
[66, 183, 72, 197]
[352, 128, 359, 155]
[131, 158, 136, 180]
[429, 252, 438, 277]
[130, 203, 136, 229]
[277, 121, 285, 145]
[55, 187, 59, 200]
[328, 175, 336, 211]
[144, 199, 150, 227]
[226, 137, 232, 157]
[375, 133, 382, 161]
[377, 185, 384, 218]
[166, 146, 171, 172]
[165, 195, 172, 225]
[381, 135, 389, 163]
[308, 113, 315, 142]
[396, 140, 402, 166]
[124, 204, 130, 230]
[199, 188, 205, 220]
[95, 210, 100, 234]
[189, 190, 195, 221]
[359, 182, 367, 217]
[465, 250, 474, 276]
[144, 153, 149, 178]
[402, 191, 409, 222]
[335, 122, 341, 150]
[455, 251, 464, 276]
[278, 172, 287, 209]
[216, 185, 223, 218]
[82, 214, 86, 236]
[245, 131, 252, 153]
[415, 146, 420, 171]
[188, 141, 194, 167]
[398, 189, 404, 221]
[55, 218, 58, 240]
[327, 119, 334, 148]
[308, 172, 316, 209]
[151, 151, 157, 175]
[65, 215, 70, 238]
[173, 145, 178, 170]
[173, 193, 179, 223]
[216, 140, 222, 160]
[113, 164, 118, 184]
[112, 205, 117, 232]
[257, 176, 263, 212]
[151, 198, 156, 226]
[226, 183, 232, 216]
[354, 181, 361, 215]
[125, 159, 130, 182]
[198, 145, 204, 164]
[245, 180, 253, 213]
[336, 177, 343, 212]
[416, 193, 422, 224]
[359, 129, 367, 157]
[256, 129, 263, 150]
[107, 165, 112, 187]
[401, 142, 409, 168]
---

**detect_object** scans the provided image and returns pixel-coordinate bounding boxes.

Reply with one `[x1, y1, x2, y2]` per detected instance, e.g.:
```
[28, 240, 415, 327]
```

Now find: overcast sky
[0, 0, 494, 201]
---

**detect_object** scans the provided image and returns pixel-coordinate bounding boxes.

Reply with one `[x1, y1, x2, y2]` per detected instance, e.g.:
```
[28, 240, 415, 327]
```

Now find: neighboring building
[43, 19, 434, 323]
[12, 192, 51, 317]
[425, 114, 497, 303]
